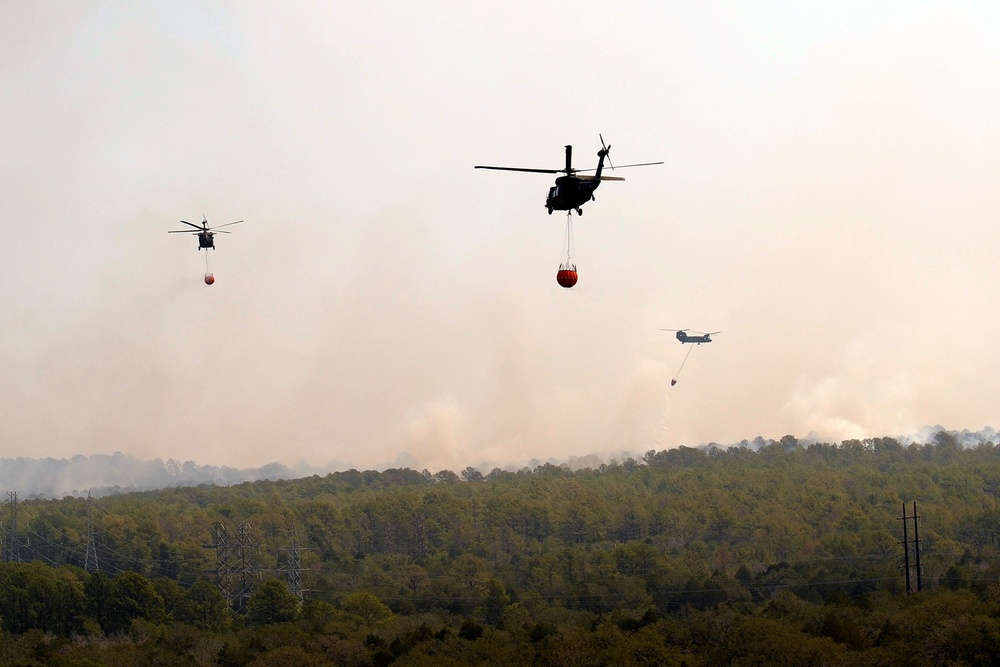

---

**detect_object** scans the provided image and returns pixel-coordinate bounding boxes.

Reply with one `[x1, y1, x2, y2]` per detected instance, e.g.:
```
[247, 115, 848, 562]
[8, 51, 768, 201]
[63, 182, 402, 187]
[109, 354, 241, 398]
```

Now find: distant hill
[5, 425, 996, 498]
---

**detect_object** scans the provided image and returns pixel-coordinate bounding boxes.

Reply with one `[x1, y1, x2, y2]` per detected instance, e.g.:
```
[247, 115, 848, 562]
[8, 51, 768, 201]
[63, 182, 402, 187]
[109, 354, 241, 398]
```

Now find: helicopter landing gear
[575, 208, 583, 216]
[547, 207, 553, 214]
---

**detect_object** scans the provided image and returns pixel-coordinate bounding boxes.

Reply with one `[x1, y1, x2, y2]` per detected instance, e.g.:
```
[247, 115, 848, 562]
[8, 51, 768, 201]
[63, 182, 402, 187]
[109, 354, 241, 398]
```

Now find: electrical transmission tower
[6, 492, 23, 563]
[232, 522, 260, 614]
[277, 530, 308, 603]
[204, 522, 234, 608]
[84, 492, 99, 573]
[898, 501, 923, 593]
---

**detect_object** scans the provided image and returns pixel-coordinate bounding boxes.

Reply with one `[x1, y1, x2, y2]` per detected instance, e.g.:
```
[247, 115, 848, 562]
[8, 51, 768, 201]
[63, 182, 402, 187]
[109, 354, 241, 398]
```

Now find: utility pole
[912, 501, 923, 592]
[898, 501, 923, 593]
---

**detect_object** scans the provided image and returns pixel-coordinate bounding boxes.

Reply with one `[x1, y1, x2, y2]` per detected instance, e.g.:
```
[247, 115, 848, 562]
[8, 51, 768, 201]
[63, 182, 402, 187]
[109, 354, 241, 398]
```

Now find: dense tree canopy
[2, 435, 1000, 663]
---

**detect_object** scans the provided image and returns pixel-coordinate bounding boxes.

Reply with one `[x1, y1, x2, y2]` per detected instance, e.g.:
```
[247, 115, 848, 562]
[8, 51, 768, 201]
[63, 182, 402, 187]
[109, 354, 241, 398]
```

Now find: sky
[3, 2, 1000, 472]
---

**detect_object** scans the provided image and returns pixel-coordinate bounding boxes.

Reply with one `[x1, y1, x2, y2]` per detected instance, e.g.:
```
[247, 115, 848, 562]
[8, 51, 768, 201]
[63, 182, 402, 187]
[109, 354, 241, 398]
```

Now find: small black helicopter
[475, 136, 662, 215]
[168, 216, 243, 250]
[662, 329, 721, 345]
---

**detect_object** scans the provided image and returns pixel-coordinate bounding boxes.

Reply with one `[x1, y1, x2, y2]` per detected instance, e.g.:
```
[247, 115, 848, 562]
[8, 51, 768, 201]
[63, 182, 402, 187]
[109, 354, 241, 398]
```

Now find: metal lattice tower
[232, 522, 260, 614]
[204, 522, 234, 607]
[278, 530, 308, 602]
[84, 492, 99, 573]
[6, 492, 21, 563]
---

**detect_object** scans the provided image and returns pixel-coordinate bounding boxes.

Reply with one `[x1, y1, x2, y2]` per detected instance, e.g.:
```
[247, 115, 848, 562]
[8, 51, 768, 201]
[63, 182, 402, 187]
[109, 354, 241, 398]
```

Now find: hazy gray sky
[3, 2, 1000, 471]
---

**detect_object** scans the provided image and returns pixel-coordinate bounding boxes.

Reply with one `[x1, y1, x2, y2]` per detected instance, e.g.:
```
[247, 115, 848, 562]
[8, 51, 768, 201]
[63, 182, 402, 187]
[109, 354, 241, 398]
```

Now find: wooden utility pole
[898, 501, 922, 593]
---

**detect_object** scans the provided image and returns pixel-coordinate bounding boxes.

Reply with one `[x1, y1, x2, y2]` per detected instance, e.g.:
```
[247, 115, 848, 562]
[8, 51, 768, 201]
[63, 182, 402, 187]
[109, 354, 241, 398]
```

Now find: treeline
[3, 431, 1000, 664]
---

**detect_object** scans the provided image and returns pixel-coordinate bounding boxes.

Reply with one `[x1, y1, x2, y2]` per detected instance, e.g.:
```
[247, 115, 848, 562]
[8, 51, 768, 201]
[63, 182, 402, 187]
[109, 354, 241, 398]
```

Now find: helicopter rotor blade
[207, 220, 244, 231]
[474, 165, 561, 174]
[177, 220, 204, 230]
[214, 230, 232, 234]
[660, 329, 689, 332]
[614, 161, 664, 169]
[575, 175, 625, 181]
[168, 229, 199, 233]
[578, 160, 663, 173]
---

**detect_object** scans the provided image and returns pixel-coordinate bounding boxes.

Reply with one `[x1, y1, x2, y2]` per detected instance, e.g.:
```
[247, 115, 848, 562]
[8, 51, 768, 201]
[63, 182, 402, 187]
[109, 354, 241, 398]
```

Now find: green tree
[84, 571, 114, 633]
[480, 578, 510, 626]
[107, 571, 165, 633]
[247, 579, 300, 626]
[342, 591, 392, 624]
[0, 562, 85, 635]
[181, 579, 231, 631]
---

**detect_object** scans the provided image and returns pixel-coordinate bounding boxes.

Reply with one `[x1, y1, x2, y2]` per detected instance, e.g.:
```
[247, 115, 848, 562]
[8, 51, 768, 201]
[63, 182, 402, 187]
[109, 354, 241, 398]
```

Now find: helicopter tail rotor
[599, 134, 614, 170]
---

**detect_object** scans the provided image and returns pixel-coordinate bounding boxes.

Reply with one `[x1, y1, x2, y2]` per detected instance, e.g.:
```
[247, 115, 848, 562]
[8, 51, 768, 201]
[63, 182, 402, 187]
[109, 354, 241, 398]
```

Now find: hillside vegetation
[3, 432, 1000, 665]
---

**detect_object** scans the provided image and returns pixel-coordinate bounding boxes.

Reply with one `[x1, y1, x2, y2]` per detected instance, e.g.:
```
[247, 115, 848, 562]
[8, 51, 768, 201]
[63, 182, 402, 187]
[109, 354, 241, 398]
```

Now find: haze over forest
[2, 425, 994, 499]
[4, 4, 1000, 473]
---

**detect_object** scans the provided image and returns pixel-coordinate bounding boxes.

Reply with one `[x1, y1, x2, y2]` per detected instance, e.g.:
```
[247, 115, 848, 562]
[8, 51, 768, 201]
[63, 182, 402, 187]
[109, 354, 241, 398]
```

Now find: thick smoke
[1, 5, 1000, 473]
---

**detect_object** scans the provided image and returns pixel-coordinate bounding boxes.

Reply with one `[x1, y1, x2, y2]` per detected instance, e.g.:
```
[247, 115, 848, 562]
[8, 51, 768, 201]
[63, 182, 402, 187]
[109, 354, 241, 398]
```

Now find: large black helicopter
[662, 329, 720, 345]
[168, 216, 243, 250]
[475, 136, 662, 215]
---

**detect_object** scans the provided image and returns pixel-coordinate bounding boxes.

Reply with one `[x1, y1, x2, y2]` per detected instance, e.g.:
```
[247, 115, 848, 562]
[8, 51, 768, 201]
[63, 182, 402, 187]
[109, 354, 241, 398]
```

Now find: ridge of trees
[2, 432, 1000, 664]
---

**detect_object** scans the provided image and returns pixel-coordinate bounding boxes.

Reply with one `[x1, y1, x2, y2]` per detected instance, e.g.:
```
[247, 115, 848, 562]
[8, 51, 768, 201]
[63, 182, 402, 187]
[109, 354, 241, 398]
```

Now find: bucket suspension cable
[204, 250, 215, 284]
[673, 345, 694, 383]
[561, 212, 575, 269]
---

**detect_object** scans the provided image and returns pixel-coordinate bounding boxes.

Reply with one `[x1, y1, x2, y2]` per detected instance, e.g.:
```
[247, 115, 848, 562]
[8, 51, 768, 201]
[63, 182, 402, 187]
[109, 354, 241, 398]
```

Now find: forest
[2, 432, 1000, 665]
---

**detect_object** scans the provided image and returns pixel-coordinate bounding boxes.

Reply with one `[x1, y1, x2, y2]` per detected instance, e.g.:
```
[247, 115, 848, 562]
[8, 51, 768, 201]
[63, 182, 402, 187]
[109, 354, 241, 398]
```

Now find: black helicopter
[168, 216, 243, 250]
[662, 329, 720, 345]
[475, 137, 662, 215]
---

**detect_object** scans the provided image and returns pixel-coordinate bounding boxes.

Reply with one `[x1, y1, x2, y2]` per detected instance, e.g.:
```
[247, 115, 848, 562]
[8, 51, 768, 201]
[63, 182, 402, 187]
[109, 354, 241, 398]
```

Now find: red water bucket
[204, 273, 215, 285]
[556, 269, 578, 288]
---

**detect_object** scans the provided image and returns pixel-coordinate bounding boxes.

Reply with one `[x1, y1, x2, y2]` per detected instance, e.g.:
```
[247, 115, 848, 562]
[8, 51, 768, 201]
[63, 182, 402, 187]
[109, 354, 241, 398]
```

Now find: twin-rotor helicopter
[476, 136, 662, 288]
[662, 329, 720, 345]
[661, 329, 720, 386]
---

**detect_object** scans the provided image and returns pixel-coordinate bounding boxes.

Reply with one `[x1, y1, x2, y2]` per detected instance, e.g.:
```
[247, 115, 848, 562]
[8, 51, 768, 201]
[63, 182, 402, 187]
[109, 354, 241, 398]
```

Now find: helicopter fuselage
[198, 232, 215, 250]
[677, 331, 712, 345]
[546, 175, 601, 213]
[546, 146, 609, 214]
[676, 332, 713, 344]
